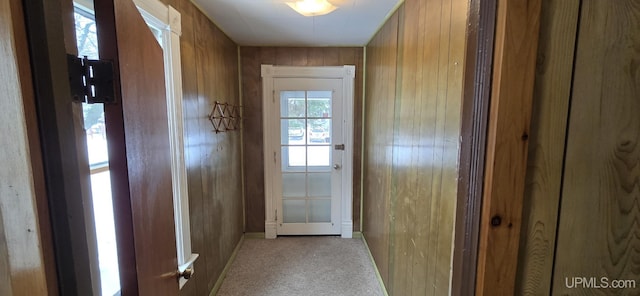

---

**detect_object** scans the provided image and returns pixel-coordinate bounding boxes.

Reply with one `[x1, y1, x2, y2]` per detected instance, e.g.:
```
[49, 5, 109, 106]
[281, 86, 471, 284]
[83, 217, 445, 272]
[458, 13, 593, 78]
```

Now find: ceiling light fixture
[286, 0, 338, 17]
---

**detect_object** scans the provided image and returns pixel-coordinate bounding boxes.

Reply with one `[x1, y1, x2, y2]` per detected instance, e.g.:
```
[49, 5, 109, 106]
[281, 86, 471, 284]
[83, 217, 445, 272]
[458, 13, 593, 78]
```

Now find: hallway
[217, 237, 383, 296]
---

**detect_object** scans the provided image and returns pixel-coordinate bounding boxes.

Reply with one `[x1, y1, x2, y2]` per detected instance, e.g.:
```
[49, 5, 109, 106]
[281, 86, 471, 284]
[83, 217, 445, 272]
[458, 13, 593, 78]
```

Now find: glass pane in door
[280, 90, 333, 224]
[74, 5, 121, 296]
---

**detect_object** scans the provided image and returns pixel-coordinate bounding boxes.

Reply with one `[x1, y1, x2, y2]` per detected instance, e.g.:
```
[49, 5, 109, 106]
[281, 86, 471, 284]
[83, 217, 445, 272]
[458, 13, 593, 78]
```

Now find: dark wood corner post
[22, 0, 100, 294]
[452, 0, 497, 295]
[475, 0, 542, 295]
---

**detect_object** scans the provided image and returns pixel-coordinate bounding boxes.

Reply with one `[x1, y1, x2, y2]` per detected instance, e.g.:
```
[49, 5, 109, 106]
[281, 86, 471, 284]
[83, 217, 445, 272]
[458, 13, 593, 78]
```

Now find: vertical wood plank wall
[552, 0, 640, 293]
[515, 0, 579, 294]
[516, 0, 640, 294]
[0, 0, 50, 294]
[157, 1, 244, 295]
[363, 9, 399, 287]
[362, 0, 469, 294]
[240, 47, 364, 233]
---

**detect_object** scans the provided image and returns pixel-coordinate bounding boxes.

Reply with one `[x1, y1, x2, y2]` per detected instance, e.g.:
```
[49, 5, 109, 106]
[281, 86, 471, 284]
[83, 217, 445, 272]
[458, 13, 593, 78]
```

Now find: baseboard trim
[244, 232, 265, 239]
[352, 231, 363, 238]
[265, 221, 277, 239]
[361, 234, 389, 296]
[341, 221, 353, 238]
[210, 235, 245, 296]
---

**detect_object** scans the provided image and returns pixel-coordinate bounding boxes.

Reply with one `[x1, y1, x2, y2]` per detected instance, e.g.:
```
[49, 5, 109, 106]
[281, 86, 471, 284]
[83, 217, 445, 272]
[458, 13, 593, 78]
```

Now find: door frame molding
[451, 0, 497, 294]
[261, 65, 355, 239]
[23, 0, 101, 294]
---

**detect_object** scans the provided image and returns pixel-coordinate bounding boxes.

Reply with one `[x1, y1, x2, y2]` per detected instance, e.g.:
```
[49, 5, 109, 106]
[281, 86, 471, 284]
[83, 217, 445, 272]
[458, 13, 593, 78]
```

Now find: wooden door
[94, 0, 178, 294]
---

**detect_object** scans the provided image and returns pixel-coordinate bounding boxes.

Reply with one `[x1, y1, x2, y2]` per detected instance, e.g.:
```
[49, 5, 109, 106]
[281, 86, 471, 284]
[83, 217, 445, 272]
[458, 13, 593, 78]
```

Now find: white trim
[134, 0, 194, 289]
[341, 66, 355, 239]
[262, 65, 277, 239]
[341, 221, 354, 238]
[262, 65, 355, 239]
[265, 222, 277, 239]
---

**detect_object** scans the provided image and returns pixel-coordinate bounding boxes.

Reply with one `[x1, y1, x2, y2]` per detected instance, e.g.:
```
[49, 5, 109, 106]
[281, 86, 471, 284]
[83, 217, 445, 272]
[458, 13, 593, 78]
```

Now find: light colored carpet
[216, 236, 384, 296]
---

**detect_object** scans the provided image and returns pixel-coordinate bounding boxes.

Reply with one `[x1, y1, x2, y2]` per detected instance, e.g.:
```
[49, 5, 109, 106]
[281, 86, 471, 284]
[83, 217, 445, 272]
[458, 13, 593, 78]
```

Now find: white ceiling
[191, 0, 402, 46]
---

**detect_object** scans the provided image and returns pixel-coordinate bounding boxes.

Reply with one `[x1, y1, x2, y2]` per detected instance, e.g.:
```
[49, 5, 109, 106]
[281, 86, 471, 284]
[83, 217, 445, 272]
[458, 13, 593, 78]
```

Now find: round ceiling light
[286, 0, 338, 17]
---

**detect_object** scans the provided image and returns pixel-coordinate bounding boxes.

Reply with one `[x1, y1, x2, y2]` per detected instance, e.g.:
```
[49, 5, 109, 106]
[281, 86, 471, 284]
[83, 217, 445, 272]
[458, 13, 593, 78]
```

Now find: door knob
[333, 164, 341, 170]
[178, 268, 193, 280]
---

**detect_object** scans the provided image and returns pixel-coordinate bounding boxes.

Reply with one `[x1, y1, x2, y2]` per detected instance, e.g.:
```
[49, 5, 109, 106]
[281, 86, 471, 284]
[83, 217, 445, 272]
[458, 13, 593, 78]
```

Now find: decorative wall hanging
[208, 101, 241, 133]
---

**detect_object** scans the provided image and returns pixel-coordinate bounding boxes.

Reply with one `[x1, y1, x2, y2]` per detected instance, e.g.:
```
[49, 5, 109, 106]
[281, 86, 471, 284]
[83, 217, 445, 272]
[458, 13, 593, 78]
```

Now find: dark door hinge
[67, 54, 116, 104]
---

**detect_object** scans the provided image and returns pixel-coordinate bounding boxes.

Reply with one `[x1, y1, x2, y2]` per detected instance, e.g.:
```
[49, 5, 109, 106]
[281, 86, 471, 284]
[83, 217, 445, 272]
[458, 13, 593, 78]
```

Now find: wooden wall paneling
[324, 48, 341, 66]
[290, 47, 308, 65]
[551, 0, 640, 293]
[241, 47, 268, 232]
[475, 0, 542, 294]
[9, 0, 58, 293]
[240, 47, 364, 233]
[307, 47, 324, 65]
[195, 12, 217, 289]
[388, 0, 418, 293]
[175, 1, 208, 295]
[275, 47, 293, 65]
[0, 0, 50, 293]
[171, 1, 243, 294]
[514, 0, 580, 294]
[190, 8, 243, 293]
[410, 0, 436, 294]
[421, 0, 447, 293]
[363, 7, 400, 286]
[434, 0, 467, 293]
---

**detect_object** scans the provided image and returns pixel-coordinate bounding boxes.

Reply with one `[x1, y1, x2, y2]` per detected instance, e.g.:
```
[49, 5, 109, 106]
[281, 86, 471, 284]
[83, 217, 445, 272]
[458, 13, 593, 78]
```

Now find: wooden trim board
[451, 0, 496, 294]
[475, 0, 542, 294]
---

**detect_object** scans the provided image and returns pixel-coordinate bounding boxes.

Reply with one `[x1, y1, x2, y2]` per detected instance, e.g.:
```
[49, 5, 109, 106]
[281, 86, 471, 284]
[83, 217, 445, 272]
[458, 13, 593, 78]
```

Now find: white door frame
[262, 65, 355, 239]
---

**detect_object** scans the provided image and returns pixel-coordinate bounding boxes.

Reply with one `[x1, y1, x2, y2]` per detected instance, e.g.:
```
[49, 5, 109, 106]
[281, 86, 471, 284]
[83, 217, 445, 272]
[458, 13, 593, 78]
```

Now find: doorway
[262, 65, 355, 238]
[72, 3, 120, 295]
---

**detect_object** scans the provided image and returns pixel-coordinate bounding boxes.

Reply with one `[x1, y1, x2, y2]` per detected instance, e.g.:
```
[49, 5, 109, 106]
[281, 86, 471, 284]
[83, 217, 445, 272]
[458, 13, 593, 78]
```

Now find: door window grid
[280, 91, 332, 223]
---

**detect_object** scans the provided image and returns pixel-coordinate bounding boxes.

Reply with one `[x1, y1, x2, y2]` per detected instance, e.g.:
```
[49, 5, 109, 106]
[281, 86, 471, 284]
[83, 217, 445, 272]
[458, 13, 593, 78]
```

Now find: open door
[94, 0, 178, 294]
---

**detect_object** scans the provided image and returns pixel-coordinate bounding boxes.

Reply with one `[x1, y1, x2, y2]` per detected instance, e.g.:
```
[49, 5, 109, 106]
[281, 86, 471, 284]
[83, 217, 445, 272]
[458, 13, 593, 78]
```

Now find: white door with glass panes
[262, 65, 355, 238]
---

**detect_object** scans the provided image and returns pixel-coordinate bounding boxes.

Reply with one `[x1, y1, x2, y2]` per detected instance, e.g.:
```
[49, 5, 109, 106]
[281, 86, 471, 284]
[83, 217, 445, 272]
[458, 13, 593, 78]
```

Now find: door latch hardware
[67, 54, 116, 104]
[334, 144, 345, 150]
